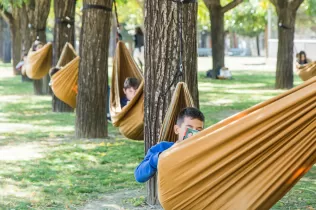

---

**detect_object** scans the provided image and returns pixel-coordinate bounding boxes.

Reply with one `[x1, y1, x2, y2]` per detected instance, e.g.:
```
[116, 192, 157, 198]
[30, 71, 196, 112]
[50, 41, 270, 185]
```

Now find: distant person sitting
[16, 53, 28, 73]
[49, 67, 61, 77]
[121, 77, 139, 108]
[297, 51, 311, 66]
[32, 40, 44, 52]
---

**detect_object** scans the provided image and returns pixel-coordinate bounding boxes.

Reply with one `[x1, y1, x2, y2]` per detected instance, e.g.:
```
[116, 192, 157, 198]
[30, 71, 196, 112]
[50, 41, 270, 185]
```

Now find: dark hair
[32, 41, 43, 51]
[176, 107, 205, 125]
[135, 27, 143, 36]
[124, 77, 139, 89]
[298, 51, 307, 64]
[49, 67, 61, 77]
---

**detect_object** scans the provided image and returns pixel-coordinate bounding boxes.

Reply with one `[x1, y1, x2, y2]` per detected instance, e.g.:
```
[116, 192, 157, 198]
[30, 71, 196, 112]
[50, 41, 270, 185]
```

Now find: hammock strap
[82, 4, 112, 12]
[55, 17, 75, 25]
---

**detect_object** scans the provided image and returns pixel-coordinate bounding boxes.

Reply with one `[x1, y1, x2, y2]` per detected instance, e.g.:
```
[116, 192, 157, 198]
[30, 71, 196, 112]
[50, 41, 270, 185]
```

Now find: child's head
[299, 51, 307, 63]
[32, 40, 44, 51]
[123, 77, 139, 101]
[49, 67, 61, 77]
[174, 107, 205, 142]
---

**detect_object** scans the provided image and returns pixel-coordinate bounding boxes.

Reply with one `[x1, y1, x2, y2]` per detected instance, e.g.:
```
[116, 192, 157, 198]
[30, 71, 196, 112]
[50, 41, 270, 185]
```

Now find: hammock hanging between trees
[25, 43, 52, 79]
[159, 82, 195, 142]
[51, 43, 79, 108]
[158, 77, 316, 210]
[110, 41, 144, 140]
[297, 61, 316, 81]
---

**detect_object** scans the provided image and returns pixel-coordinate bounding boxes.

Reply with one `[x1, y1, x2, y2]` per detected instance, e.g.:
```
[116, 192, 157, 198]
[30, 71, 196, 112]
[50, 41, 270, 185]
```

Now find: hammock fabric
[51, 56, 79, 108]
[51, 43, 79, 108]
[25, 43, 52, 80]
[158, 77, 316, 210]
[297, 61, 316, 81]
[158, 82, 195, 143]
[110, 41, 144, 140]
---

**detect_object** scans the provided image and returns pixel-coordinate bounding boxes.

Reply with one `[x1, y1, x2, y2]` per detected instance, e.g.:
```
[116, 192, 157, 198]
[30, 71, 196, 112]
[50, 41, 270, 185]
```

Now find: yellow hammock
[297, 61, 316, 81]
[159, 82, 195, 142]
[158, 77, 316, 210]
[51, 43, 79, 108]
[110, 41, 144, 140]
[25, 42, 53, 79]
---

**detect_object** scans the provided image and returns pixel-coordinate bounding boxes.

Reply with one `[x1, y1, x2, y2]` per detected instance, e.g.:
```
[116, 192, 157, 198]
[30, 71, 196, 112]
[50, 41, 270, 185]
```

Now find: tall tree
[52, 0, 76, 112]
[0, 3, 24, 74]
[75, 0, 112, 138]
[203, 0, 243, 77]
[270, 0, 303, 89]
[144, 0, 198, 205]
[25, 0, 51, 95]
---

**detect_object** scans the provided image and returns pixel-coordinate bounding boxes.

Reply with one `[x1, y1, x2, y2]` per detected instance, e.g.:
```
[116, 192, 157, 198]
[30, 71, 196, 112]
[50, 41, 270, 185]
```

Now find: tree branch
[290, 0, 304, 11]
[221, 0, 243, 13]
[0, 5, 14, 25]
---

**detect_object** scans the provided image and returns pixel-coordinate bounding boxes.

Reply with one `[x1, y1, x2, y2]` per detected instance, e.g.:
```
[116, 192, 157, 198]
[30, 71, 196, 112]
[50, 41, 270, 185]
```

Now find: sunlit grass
[0, 66, 314, 209]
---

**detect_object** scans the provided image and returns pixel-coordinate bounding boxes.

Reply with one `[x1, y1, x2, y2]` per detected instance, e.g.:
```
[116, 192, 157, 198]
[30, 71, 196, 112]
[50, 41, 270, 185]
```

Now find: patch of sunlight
[200, 99, 234, 106]
[40, 125, 74, 132]
[0, 143, 44, 161]
[0, 123, 33, 133]
[198, 83, 268, 90]
[0, 95, 26, 102]
[225, 89, 283, 94]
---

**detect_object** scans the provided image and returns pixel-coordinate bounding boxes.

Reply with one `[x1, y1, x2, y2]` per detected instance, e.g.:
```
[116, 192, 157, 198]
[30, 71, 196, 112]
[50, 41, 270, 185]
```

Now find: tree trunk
[183, 3, 199, 108]
[210, 7, 224, 78]
[52, 0, 76, 112]
[10, 7, 22, 75]
[256, 35, 260, 56]
[144, 0, 198, 205]
[25, 0, 51, 95]
[75, 0, 112, 138]
[0, 17, 5, 61]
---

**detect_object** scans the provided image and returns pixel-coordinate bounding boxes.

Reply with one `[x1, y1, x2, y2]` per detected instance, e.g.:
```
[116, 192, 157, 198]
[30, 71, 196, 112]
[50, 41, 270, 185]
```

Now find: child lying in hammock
[134, 107, 205, 183]
[121, 77, 139, 108]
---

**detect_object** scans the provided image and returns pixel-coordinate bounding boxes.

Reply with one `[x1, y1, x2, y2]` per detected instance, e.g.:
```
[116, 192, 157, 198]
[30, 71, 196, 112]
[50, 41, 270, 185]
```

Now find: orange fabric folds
[159, 82, 195, 143]
[297, 62, 316, 81]
[51, 56, 79, 108]
[51, 43, 79, 108]
[110, 41, 144, 140]
[25, 43, 52, 79]
[158, 77, 316, 210]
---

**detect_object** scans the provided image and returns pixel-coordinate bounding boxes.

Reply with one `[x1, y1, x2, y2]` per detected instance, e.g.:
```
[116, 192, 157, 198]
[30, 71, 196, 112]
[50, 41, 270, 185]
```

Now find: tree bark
[270, 0, 303, 89]
[52, 0, 76, 112]
[25, 0, 51, 95]
[0, 6, 22, 74]
[75, 0, 112, 138]
[0, 17, 5, 61]
[144, 0, 198, 205]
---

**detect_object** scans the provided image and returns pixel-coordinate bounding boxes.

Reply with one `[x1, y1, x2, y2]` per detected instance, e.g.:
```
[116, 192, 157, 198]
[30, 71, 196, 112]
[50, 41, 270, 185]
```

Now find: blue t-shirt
[134, 141, 174, 183]
[120, 97, 129, 108]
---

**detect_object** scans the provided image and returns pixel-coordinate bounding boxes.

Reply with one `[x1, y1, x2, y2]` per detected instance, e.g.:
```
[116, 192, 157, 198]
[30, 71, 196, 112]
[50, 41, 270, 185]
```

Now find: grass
[0, 66, 315, 209]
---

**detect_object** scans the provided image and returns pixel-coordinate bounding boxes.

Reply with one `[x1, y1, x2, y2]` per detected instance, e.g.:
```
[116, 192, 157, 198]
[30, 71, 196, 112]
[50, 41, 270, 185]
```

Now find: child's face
[123, 87, 137, 101]
[174, 117, 204, 142]
[300, 54, 305, 61]
[36, 44, 43, 51]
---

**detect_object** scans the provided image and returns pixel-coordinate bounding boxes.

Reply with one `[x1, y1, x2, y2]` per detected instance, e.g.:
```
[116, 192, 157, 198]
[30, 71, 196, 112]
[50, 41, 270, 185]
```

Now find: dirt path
[78, 189, 163, 210]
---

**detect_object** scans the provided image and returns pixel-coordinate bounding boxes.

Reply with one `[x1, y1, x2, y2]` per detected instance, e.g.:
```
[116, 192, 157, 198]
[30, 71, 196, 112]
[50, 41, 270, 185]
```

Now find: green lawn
[0, 66, 315, 209]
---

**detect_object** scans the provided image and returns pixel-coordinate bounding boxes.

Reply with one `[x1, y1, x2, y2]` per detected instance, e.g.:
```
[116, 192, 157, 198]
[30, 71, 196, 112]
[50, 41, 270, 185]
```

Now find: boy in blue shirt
[121, 77, 139, 108]
[134, 107, 205, 183]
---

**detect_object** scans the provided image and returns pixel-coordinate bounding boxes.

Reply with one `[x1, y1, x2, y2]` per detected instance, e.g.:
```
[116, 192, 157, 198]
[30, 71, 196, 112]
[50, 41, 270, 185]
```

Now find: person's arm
[134, 146, 161, 183]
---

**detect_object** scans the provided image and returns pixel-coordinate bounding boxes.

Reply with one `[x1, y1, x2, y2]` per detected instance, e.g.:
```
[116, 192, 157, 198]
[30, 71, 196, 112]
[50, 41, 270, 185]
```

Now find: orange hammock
[51, 43, 79, 108]
[25, 43, 52, 79]
[158, 82, 195, 142]
[158, 77, 316, 209]
[110, 41, 144, 140]
[296, 61, 316, 81]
